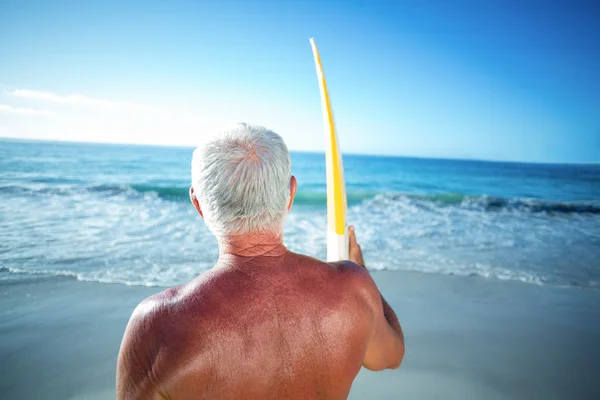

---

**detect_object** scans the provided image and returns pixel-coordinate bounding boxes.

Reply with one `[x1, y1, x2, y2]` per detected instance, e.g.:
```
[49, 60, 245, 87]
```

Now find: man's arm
[348, 226, 405, 371]
[117, 301, 167, 400]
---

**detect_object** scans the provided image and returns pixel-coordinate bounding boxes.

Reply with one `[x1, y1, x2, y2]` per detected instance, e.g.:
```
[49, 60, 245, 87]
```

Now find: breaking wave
[2, 182, 599, 214]
[0, 184, 600, 215]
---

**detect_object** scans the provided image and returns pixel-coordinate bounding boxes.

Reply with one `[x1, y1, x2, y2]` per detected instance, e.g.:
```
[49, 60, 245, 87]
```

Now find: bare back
[117, 252, 377, 400]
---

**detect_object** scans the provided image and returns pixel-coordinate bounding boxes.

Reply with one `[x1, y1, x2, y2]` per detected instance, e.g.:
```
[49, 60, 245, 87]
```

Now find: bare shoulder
[128, 286, 181, 338]
[328, 260, 381, 312]
[116, 287, 182, 400]
[287, 252, 379, 308]
[123, 267, 220, 333]
[329, 260, 378, 289]
[328, 259, 368, 277]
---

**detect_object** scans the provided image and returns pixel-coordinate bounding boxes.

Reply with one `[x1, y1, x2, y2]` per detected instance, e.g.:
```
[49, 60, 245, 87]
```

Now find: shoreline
[1, 270, 599, 399]
[3, 263, 599, 293]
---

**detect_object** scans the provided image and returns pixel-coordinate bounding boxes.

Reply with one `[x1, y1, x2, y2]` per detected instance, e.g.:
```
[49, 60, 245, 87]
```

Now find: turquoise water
[1, 138, 599, 289]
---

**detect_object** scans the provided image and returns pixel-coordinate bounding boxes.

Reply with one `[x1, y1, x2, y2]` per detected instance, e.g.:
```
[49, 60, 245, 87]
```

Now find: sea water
[1, 139, 599, 289]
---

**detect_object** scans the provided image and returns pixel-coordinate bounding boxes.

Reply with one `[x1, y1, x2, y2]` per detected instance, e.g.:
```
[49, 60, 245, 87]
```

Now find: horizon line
[1, 135, 598, 167]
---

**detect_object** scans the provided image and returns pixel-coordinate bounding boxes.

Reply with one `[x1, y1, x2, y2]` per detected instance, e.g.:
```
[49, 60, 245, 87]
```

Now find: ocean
[1, 138, 599, 290]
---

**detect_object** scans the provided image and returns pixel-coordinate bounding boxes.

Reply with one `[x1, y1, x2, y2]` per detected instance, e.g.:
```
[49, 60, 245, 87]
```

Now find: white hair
[191, 123, 291, 236]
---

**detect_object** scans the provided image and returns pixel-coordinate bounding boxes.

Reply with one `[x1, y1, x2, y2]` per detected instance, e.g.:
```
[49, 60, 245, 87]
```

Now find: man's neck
[217, 231, 287, 259]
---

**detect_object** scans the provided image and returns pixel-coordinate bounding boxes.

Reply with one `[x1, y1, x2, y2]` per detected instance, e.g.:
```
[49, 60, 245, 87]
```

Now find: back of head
[191, 123, 291, 236]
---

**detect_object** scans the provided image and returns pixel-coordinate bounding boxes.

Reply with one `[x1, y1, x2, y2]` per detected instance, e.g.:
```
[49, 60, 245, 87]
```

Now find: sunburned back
[144, 252, 372, 400]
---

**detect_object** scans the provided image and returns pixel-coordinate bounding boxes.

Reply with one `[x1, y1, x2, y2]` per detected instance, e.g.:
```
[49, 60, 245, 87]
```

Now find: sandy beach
[2, 270, 599, 400]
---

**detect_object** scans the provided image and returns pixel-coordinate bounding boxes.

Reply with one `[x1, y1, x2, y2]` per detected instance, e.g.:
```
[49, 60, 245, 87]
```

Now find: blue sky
[0, 0, 598, 163]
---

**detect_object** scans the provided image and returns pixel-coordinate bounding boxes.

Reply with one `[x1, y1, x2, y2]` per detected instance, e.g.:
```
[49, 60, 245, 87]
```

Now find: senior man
[117, 123, 404, 399]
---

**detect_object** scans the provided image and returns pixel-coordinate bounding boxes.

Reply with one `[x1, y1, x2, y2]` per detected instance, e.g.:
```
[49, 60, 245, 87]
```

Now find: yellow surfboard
[309, 38, 349, 262]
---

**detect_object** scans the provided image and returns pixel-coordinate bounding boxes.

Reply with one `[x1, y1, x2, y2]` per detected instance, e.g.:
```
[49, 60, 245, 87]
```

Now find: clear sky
[0, 0, 598, 163]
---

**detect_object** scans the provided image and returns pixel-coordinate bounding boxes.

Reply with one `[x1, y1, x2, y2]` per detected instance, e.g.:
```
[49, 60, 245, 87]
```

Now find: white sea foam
[1, 183, 599, 290]
[0, 266, 79, 279]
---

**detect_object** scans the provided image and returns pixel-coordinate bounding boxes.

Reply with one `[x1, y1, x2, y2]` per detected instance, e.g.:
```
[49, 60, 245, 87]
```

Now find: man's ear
[189, 187, 204, 218]
[287, 176, 297, 212]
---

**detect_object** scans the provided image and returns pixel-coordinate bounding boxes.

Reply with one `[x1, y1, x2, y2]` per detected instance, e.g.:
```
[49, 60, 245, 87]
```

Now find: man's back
[118, 125, 404, 399]
[117, 252, 378, 400]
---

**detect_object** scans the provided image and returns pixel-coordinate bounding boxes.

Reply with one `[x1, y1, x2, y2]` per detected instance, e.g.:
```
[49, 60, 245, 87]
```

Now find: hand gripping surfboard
[309, 38, 349, 262]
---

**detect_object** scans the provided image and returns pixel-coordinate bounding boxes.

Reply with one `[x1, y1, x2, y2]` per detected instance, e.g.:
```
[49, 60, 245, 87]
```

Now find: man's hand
[348, 225, 365, 268]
